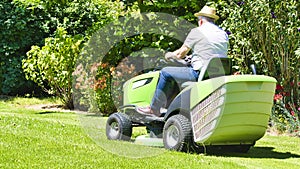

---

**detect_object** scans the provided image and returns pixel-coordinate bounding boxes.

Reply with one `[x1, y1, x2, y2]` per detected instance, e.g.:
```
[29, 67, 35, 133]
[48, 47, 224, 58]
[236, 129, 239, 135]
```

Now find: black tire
[106, 112, 132, 141]
[163, 114, 196, 152]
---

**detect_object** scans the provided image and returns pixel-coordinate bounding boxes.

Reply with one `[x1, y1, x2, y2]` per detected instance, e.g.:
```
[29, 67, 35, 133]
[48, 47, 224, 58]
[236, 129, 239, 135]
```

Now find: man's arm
[173, 44, 190, 59]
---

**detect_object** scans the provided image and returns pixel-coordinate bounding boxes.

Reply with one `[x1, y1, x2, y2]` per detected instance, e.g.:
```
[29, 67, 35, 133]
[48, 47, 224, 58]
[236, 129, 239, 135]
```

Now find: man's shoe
[136, 106, 161, 117]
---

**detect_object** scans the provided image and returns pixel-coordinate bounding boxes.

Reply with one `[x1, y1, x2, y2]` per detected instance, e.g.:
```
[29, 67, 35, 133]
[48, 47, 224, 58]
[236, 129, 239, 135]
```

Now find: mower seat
[181, 57, 232, 88]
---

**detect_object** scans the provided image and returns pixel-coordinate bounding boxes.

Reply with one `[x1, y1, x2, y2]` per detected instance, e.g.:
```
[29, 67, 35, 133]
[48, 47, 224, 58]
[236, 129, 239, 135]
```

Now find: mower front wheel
[163, 114, 195, 152]
[106, 112, 132, 141]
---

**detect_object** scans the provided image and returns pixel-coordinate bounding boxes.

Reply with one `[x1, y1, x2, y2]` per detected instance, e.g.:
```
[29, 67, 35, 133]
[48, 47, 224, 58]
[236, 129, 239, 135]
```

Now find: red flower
[290, 82, 295, 86]
[274, 94, 283, 101]
[276, 84, 283, 90]
[284, 92, 290, 97]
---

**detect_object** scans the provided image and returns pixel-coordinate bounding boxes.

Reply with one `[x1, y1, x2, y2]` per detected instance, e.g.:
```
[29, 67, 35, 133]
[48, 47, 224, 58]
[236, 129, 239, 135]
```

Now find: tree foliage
[0, 0, 47, 94]
[219, 0, 300, 133]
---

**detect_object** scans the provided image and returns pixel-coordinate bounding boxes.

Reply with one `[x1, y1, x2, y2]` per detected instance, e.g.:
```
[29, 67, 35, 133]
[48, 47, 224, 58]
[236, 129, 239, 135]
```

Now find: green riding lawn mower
[105, 57, 277, 153]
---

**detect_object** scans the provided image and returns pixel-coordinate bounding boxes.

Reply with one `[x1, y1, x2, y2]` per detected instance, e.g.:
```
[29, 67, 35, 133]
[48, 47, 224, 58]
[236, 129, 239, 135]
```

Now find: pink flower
[274, 94, 283, 101]
[291, 111, 295, 116]
[75, 83, 81, 89]
[298, 107, 300, 111]
[234, 71, 241, 75]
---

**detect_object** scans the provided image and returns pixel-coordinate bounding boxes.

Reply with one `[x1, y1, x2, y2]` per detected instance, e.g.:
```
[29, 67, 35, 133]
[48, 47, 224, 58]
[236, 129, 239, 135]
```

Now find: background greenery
[0, 0, 299, 134]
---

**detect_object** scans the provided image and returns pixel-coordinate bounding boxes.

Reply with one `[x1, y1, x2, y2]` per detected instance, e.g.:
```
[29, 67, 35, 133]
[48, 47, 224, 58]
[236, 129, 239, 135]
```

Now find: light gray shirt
[184, 22, 229, 70]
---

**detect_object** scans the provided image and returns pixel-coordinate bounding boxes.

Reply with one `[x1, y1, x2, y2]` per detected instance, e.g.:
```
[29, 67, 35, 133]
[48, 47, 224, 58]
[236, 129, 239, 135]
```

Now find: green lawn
[0, 97, 300, 169]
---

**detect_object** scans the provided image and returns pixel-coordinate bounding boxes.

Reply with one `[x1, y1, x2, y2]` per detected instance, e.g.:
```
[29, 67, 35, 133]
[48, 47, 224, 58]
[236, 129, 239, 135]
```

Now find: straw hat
[194, 6, 219, 20]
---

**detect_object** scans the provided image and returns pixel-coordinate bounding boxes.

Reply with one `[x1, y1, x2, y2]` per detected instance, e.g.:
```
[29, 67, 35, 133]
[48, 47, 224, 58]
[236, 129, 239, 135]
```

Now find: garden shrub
[1, 57, 38, 95]
[23, 27, 84, 109]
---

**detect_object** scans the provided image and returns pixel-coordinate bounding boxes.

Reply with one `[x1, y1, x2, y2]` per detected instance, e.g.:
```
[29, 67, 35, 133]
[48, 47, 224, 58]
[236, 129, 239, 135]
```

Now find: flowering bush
[92, 63, 116, 114]
[111, 58, 137, 109]
[73, 57, 139, 114]
[271, 84, 300, 136]
[73, 61, 117, 113]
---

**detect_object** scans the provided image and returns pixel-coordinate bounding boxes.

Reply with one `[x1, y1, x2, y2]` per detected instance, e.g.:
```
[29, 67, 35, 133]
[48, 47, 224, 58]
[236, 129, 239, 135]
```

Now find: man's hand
[164, 52, 177, 61]
[173, 45, 190, 59]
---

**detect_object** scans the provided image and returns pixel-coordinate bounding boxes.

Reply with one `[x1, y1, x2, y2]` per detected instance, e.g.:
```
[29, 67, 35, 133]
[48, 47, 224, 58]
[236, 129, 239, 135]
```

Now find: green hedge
[0, 0, 123, 95]
[0, 0, 47, 95]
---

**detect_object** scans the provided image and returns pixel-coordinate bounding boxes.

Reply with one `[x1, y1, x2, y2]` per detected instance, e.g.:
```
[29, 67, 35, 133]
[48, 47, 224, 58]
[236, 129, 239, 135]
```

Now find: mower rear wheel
[106, 112, 132, 141]
[163, 114, 194, 152]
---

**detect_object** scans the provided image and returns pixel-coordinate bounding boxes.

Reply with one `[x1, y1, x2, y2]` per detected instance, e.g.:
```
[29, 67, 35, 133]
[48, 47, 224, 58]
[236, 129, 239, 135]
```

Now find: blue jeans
[150, 66, 199, 113]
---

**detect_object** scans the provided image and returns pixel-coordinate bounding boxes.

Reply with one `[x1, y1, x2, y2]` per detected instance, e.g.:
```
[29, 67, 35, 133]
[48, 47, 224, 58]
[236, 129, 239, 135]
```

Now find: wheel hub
[109, 121, 119, 138]
[166, 125, 180, 147]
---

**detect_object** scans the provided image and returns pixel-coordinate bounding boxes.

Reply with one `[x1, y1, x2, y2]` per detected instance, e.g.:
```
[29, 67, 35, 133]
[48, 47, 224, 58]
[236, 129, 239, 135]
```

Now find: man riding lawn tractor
[105, 6, 277, 153]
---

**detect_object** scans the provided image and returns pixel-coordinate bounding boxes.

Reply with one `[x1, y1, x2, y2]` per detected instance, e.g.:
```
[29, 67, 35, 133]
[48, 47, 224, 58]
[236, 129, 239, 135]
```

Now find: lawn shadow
[205, 146, 300, 159]
[84, 113, 103, 117]
[36, 111, 62, 115]
[0, 95, 14, 101]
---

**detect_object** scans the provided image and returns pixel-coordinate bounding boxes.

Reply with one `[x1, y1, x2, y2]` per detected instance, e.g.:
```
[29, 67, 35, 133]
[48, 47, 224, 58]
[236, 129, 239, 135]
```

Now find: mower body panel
[186, 75, 276, 145]
[123, 71, 159, 107]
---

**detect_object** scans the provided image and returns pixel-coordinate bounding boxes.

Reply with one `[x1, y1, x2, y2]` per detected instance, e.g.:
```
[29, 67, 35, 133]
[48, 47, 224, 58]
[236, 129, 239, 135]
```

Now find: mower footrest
[144, 116, 164, 122]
